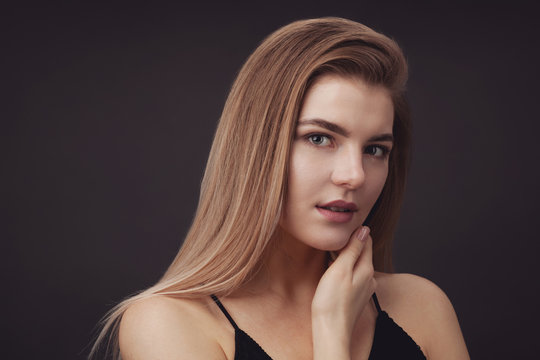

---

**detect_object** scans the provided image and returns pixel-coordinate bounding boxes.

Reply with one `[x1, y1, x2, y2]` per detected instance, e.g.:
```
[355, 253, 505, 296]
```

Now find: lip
[317, 200, 358, 211]
[316, 200, 358, 223]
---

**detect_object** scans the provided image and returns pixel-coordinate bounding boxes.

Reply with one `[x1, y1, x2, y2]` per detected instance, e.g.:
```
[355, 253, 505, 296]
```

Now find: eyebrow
[298, 118, 394, 142]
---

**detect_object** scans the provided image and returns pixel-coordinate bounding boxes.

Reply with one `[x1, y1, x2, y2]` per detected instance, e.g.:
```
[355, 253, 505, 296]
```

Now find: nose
[330, 147, 365, 189]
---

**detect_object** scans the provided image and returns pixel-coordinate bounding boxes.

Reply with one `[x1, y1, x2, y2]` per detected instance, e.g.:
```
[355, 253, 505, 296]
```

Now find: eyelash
[306, 133, 333, 147]
[365, 144, 391, 158]
[304, 133, 391, 158]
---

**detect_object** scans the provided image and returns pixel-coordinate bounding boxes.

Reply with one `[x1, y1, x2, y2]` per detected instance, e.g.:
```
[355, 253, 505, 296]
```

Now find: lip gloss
[316, 207, 354, 223]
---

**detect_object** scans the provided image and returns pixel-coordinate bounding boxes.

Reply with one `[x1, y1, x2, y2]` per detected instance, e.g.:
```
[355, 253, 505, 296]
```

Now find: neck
[240, 229, 329, 305]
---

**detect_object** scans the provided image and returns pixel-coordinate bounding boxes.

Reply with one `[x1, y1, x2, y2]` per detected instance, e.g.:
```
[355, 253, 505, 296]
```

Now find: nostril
[330, 163, 365, 188]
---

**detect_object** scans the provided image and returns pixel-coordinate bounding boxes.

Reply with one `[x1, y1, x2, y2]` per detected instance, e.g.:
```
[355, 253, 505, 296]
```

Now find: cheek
[373, 167, 389, 194]
[362, 165, 389, 213]
[290, 147, 324, 176]
[287, 150, 327, 202]
[280, 151, 322, 233]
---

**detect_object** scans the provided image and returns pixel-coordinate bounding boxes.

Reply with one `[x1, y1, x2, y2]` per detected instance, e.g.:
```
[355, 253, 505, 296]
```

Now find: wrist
[312, 316, 351, 360]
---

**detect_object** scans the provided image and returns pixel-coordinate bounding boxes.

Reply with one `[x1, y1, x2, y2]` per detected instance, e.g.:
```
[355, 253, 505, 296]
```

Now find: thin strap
[372, 292, 382, 314]
[211, 295, 240, 330]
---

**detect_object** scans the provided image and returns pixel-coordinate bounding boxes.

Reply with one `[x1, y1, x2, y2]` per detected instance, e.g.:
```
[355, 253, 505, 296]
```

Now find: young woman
[91, 17, 469, 359]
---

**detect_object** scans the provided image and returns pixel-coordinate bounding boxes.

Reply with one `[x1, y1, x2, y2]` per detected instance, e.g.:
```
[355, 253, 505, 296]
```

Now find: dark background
[4, 1, 539, 358]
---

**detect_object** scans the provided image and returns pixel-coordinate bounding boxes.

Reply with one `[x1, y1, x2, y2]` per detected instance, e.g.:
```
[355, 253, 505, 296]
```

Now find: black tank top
[211, 294, 426, 359]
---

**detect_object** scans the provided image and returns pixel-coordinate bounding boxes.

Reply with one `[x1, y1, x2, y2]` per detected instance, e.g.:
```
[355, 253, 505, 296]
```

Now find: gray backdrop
[4, 1, 539, 358]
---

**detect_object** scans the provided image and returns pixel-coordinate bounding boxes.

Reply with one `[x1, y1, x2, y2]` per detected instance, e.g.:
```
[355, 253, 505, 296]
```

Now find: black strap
[211, 295, 240, 330]
[212, 293, 382, 328]
[372, 292, 382, 314]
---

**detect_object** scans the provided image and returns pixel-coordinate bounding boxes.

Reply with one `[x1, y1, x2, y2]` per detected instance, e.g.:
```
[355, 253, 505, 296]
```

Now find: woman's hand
[311, 226, 376, 360]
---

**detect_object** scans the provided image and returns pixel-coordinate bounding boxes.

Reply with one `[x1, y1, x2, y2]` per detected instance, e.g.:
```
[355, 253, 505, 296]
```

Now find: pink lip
[316, 200, 358, 223]
[318, 200, 358, 211]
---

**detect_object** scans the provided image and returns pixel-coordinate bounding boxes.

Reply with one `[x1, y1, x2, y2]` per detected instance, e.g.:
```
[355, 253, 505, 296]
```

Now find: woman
[91, 17, 469, 359]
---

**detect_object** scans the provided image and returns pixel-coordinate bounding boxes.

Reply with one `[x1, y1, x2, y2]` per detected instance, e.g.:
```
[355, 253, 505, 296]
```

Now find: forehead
[299, 74, 394, 132]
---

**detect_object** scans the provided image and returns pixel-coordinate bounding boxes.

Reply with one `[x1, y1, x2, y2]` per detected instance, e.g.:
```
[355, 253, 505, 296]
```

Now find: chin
[278, 223, 355, 252]
[309, 235, 350, 252]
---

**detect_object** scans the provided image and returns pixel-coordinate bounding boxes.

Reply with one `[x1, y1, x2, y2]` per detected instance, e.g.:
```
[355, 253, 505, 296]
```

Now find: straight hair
[90, 17, 410, 359]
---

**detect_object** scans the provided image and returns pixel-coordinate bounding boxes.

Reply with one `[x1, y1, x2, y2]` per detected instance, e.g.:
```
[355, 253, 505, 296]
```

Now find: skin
[280, 73, 394, 252]
[119, 75, 470, 359]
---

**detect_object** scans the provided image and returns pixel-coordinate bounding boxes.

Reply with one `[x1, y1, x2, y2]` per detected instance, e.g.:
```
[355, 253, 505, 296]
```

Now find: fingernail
[357, 226, 369, 242]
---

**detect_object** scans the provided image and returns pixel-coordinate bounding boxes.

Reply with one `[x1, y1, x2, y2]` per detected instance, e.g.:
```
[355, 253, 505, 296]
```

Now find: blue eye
[365, 145, 390, 157]
[308, 134, 331, 146]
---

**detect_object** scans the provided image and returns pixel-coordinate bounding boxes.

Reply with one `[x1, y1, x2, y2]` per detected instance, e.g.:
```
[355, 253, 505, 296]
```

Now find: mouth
[315, 200, 358, 223]
[316, 200, 358, 212]
[316, 206, 353, 212]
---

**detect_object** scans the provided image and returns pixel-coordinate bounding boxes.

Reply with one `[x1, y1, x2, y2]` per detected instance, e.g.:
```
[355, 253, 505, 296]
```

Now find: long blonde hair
[90, 17, 410, 359]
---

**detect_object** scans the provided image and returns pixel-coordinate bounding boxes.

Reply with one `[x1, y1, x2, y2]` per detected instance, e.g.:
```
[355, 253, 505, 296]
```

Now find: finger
[339, 226, 370, 266]
[355, 234, 373, 268]
[353, 235, 374, 281]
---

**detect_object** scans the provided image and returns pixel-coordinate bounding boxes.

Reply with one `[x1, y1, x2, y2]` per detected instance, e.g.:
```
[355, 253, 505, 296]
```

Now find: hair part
[90, 17, 410, 359]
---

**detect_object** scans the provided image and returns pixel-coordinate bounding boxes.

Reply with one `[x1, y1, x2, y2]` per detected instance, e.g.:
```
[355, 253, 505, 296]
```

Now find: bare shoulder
[119, 295, 231, 360]
[374, 272, 470, 359]
[374, 272, 451, 311]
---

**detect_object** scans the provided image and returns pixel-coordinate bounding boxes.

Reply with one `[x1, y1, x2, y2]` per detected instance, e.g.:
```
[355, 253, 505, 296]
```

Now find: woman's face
[280, 74, 394, 251]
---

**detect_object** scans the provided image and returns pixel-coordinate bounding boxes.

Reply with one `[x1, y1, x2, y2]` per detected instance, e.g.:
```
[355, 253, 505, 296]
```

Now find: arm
[416, 278, 470, 359]
[311, 226, 376, 360]
[119, 296, 228, 360]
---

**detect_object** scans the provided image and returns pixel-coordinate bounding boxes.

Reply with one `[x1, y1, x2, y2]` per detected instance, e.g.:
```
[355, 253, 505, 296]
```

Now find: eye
[365, 145, 390, 158]
[307, 134, 332, 146]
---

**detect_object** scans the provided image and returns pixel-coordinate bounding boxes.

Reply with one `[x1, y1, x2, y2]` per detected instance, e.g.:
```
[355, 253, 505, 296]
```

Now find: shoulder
[373, 272, 470, 359]
[119, 295, 231, 360]
[374, 272, 451, 311]
[373, 273, 452, 338]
